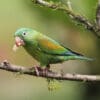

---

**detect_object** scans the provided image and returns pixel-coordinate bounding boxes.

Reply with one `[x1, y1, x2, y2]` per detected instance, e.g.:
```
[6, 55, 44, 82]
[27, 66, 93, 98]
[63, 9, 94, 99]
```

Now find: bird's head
[14, 28, 37, 47]
[13, 28, 38, 51]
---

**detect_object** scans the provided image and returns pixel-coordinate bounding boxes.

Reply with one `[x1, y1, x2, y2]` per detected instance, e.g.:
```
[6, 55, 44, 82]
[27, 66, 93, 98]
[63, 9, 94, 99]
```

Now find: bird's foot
[29, 66, 42, 76]
[34, 66, 41, 76]
[29, 65, 52, 76]
[42, 67, 52, 76]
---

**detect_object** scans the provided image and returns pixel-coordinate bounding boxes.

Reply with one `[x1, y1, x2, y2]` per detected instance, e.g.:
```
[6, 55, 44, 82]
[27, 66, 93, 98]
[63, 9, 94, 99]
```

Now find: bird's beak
[12, 37, 25, 52]
[15, 36, 25, 47]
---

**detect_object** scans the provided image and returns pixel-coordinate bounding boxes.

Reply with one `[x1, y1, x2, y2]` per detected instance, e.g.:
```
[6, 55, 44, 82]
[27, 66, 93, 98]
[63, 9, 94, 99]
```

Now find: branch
[96, 0, 100, 27]
[0, 60, 100, 82]
[32, 0, 100, 38]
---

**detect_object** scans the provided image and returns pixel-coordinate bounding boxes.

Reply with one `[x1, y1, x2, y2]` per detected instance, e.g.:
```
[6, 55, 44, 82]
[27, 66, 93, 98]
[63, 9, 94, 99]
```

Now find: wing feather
[37, 36, 74, 56]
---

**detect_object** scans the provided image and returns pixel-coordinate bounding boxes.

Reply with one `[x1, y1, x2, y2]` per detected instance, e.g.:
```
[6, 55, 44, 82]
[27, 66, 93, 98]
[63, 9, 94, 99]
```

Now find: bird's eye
[22, 32, 27, 36]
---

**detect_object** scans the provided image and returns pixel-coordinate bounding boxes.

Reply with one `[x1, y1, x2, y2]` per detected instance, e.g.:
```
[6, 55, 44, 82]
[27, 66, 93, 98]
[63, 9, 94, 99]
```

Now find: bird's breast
[23, 43, 65, 66]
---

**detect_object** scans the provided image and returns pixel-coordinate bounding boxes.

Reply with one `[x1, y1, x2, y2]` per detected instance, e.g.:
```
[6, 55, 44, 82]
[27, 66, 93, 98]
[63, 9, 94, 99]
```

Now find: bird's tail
[74, 55, 93, 61]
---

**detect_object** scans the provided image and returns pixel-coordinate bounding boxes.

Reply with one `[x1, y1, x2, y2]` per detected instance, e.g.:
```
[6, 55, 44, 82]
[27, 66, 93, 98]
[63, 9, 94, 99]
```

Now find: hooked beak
[12, 37, 25, 52]
[15, 36, 25, 47]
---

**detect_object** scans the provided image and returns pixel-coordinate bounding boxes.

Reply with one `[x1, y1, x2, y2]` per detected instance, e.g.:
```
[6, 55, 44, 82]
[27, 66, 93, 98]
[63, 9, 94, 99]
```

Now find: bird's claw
[31, 66, 42, 76]
[29, 65, 52, 76]
[34, 66, 40, 76]
[42, 68, 53, 76]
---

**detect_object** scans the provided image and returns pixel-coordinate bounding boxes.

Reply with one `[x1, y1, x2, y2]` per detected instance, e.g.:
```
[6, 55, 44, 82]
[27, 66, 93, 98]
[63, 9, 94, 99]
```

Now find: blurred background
[0, 0, 100, 100]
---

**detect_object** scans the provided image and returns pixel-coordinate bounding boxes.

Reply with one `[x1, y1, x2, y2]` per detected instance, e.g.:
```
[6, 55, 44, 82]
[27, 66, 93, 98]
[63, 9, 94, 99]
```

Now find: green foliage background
[0, 0, 100, 100]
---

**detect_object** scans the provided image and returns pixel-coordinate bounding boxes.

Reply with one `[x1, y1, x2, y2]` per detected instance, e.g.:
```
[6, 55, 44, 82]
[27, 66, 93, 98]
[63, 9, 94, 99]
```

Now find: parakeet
[13, 28, 92, 70]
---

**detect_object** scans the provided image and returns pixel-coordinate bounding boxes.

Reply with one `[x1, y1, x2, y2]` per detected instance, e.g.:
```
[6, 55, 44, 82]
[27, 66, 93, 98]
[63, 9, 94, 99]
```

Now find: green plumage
[14, 28, 92, 67]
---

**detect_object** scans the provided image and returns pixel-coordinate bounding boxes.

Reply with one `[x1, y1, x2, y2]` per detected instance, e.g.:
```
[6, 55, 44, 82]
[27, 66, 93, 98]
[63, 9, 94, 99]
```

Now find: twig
[0, 60, 100, 82]
[96, 0, 100, 27]
[32, 0, 100, 38]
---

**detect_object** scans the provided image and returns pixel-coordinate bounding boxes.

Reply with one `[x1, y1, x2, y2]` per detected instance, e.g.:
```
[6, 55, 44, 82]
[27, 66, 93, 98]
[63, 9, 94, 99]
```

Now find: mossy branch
[32, 0, 100, 38]
[0, 60, 100, 82]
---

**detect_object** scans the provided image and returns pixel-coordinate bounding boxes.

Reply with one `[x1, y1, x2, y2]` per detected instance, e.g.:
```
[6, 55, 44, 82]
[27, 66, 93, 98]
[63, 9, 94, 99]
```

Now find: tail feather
[64, 48, 93, 61]
[74, 55, 93, 61]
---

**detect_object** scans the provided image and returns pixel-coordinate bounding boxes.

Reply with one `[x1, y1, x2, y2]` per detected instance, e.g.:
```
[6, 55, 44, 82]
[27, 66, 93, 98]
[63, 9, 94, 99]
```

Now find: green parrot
[13, 28, 92, 71]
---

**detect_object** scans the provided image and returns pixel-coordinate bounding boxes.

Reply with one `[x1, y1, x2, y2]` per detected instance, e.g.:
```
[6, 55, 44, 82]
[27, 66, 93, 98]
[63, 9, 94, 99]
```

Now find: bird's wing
[37, 36, 81, 56]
